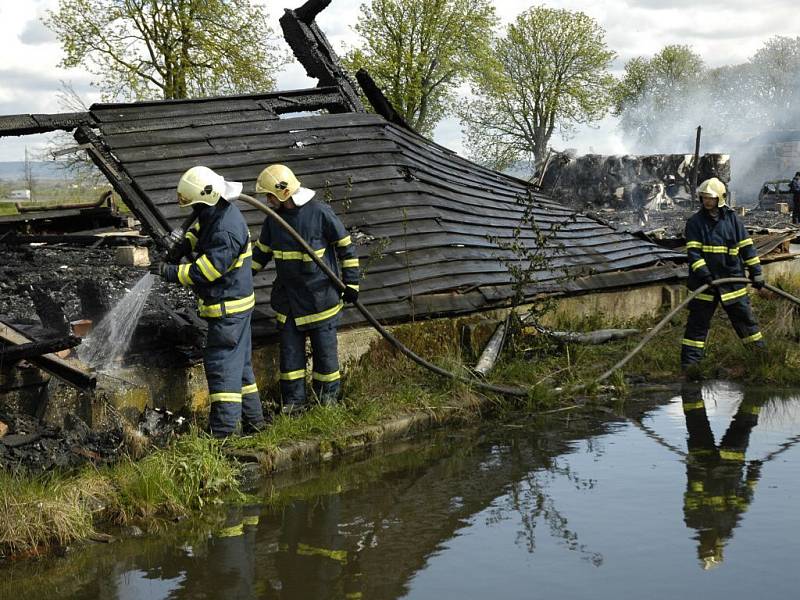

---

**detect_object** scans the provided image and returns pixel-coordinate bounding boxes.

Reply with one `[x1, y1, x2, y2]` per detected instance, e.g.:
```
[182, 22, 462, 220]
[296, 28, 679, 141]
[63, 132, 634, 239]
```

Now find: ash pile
[540, 152, 731, 231]
[0, 243, 205, 369]
[0, 409, 124, 471]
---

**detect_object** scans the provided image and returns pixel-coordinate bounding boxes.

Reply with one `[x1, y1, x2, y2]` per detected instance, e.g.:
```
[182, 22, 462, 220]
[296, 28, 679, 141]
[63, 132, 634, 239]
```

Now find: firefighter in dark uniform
[681, 177, 766, 369]
[152, 166, 266, 437]
[252, 165, 360, 412]
[680, 383, 765, 569]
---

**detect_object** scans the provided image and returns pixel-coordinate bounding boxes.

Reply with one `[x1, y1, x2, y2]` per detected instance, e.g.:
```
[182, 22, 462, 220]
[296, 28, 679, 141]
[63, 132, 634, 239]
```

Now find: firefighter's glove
[750, 273, 765, 290]
[342, 286, 359, 304]
[149, 261, 167, 279]
[699, 272, 715, 287]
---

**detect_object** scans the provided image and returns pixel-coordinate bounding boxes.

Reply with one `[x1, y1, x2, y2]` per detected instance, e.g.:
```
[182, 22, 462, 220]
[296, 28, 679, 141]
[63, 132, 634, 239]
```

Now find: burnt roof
[82, 93, 682, 338]
[0, 0, 684, 339]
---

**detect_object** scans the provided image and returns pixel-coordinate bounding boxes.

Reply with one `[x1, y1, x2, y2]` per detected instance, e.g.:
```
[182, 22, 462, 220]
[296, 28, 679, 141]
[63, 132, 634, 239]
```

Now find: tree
[43, 82, 107, 188]
[45, 0, 284, 101]
[614, 45, 704, 148]
[344, 0, 496, 136]
[460, 6, 615, 170]
[749, 36, 800, 129]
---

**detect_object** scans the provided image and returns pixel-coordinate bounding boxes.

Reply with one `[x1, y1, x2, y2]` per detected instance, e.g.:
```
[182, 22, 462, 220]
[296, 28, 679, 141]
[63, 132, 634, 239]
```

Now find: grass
[0, 429, 240, 558]
[5, 276, 800, 558]
[486, 273, 800, 393]
[0, 203, 18, 216]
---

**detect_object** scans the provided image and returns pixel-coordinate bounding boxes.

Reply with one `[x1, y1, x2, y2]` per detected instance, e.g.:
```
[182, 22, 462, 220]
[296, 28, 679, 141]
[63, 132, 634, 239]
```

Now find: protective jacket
[252, 200, 359, 331]
[685, 206, 761, 305]
[164, 199, 254, 318]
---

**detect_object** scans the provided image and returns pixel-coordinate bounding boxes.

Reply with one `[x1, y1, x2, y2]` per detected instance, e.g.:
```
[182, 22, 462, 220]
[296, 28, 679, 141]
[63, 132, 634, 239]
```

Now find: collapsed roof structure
[0, 0, 684, 341]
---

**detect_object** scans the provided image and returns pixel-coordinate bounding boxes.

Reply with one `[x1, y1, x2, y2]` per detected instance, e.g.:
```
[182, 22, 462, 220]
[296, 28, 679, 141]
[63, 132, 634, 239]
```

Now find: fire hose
[236, 194, 800, 398]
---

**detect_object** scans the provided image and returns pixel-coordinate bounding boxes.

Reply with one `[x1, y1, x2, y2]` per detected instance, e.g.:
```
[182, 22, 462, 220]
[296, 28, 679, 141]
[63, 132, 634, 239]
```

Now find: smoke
[618, 37, 800, 205]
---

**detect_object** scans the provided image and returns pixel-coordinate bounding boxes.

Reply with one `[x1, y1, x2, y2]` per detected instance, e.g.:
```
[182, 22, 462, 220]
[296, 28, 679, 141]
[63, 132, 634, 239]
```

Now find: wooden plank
[112, 125, 389, 163]
[0, 112, 91, 137]
[123, 139, 401, 178]
[0, 322, 96, 390]
[90, 87, 346, 122]
[99, 109, 277, 136]
[100, 112, 384, 149]
[134, 162, 407, 195]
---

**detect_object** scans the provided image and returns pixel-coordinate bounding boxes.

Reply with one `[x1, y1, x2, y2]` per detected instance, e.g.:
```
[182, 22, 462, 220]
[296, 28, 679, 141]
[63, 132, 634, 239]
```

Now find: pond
[3, 380, 800, 599]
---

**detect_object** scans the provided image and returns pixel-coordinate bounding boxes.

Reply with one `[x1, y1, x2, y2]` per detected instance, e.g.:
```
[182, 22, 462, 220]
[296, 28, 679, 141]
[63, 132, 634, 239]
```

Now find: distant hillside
[0, 161, 76, 181]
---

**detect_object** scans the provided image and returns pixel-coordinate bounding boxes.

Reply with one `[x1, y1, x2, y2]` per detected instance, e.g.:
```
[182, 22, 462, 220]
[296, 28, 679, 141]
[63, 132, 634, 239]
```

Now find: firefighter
[151, 166, 266, 437]
[251, 164, 359, 412]
[681, 177, 765, 370]
[790, 171, 800, 225]
[680, 383, 764, 570]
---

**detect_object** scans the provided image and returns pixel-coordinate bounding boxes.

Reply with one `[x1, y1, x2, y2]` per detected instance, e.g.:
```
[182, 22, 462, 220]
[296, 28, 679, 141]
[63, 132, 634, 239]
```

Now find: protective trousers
[279, 317, 340, 409]
[681, 294, 764, 368]
[204, 312, 265, 436]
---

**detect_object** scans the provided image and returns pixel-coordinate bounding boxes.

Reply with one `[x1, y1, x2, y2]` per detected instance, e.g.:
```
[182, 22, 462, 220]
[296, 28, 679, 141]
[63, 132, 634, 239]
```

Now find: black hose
[238, 194, 528, 396]
[237, 194, 800, 397]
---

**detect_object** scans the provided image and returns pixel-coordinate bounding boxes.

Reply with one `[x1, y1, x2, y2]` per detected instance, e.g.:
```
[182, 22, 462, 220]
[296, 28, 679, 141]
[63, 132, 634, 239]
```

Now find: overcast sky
[0, 0, 797, 161]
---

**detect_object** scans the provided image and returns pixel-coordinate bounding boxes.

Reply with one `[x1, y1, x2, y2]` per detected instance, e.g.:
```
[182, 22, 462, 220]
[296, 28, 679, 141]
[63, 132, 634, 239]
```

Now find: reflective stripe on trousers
[204, 311, 265, 435]
[279, 315, 340, 408]
[681, 293, 763, 367]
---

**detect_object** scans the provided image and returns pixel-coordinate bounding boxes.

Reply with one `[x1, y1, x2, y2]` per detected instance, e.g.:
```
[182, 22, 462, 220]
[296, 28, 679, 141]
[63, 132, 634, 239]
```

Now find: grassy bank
[4, 275, 800, 558]
[0, 431, 240, 557]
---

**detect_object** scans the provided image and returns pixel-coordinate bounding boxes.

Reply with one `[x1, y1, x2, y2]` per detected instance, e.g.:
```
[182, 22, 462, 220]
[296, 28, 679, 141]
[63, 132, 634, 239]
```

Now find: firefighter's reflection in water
[277, 496, 364, 599]
[191, 504, 261, 600]
[681, 383, 765, 570]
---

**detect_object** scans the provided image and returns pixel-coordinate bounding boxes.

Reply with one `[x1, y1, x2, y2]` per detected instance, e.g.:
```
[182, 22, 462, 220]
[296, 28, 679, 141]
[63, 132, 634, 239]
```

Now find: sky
[0, 0, 797, 162]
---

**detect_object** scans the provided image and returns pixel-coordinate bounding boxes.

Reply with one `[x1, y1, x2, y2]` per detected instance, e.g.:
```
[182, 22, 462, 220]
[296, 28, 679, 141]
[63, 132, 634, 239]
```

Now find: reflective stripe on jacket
[252, 199, 359, 330]
[164, 199, 254, 317]
[685, 206, 761, 305]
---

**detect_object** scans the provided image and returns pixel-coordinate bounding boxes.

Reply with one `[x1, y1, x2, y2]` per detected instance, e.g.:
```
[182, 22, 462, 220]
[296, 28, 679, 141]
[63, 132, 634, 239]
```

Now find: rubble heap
[542, 153, 731, 213]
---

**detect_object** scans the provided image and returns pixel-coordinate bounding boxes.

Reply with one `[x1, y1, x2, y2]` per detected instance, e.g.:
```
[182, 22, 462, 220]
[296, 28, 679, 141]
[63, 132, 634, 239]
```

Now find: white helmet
[697, 177, 727, 208]
[177, 166, 243, 208]
[255, 164, 315, 206]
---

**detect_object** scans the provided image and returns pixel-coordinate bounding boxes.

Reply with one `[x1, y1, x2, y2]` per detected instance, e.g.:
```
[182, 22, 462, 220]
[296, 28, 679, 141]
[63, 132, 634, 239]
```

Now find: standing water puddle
[3, 380, 800, 598]
[77, 273, 154, 370]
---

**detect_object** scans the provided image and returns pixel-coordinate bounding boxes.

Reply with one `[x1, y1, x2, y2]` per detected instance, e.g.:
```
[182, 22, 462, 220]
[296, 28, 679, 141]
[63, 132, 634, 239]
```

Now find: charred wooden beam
[74, 124, 171, 245]
[76, 278, 112, 323]
[29, 284, 70, 337]
[0, 112, 93, 137]
[280, 0, 364, 113]
[0, 321, 96, 390]
[355, 69, 415, 133]
[0, 336, 80, 362]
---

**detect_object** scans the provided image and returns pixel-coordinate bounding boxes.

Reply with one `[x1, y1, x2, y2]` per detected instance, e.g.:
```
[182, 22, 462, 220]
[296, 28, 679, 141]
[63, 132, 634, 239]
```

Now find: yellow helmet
[255, 164, 315, 206]
[177, 166, 242, 208]
[697, 177, 727, 207]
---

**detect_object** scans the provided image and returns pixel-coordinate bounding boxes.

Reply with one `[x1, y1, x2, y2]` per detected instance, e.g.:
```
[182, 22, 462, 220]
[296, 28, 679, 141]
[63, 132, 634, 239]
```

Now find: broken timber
[0, 336, 81, 363]
[0, 321, 96, 390]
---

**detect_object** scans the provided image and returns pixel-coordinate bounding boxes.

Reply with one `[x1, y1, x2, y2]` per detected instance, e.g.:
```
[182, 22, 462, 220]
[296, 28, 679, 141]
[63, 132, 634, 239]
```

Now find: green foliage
[614, 36, 800, 149]
[613, 44, 704, 148]
[461, 6, 615, 169]
[749, 36, 800, 127]
[344, 0, 496, 135]
[487, 189, 574, 313]
[0, 429, 239, 557]
[45, 0, 284, 101]
[109, 429, 241, 522]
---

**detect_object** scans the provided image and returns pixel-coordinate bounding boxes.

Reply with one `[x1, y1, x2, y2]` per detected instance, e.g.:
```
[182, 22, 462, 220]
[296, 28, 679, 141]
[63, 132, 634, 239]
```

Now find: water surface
[4, 381, 800, 599]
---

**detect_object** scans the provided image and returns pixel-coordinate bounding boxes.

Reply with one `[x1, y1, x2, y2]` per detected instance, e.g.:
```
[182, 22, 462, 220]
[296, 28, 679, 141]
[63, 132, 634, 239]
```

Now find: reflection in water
[680, 383, 766, 571]
[3, 383, 800, 599]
